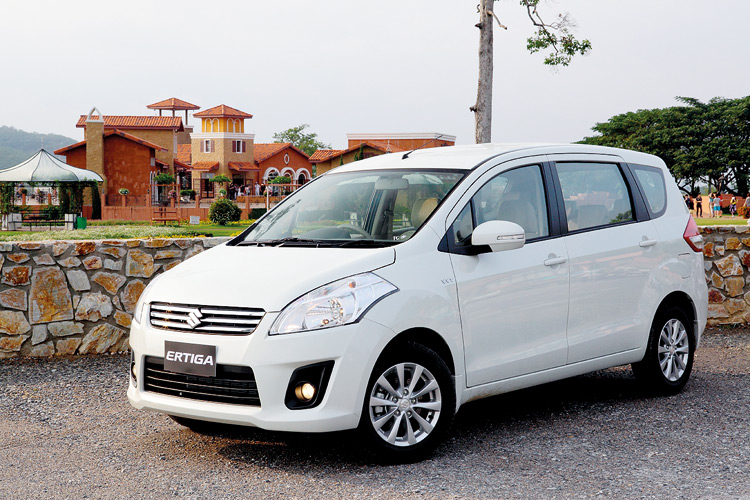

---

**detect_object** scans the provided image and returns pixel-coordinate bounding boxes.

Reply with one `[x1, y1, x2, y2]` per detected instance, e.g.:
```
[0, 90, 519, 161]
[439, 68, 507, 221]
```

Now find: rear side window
[556, 162, 633, 231]
[631, 164, 667, 217]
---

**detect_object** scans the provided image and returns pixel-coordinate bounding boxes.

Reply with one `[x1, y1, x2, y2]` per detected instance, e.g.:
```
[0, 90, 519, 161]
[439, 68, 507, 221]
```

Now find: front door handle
[544, 256, 567, 267]
[639, 239, 658, 248]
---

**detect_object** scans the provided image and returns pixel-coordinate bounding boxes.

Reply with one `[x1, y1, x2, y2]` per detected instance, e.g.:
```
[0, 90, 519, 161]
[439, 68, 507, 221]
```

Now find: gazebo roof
[0, 150, 103, 183]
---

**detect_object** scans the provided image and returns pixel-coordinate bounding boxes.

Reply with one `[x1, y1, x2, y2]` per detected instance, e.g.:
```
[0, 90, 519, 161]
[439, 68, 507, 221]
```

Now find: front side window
[556, 162, 633, 231]
[451, 164, 549, 245]
[236, 170, 464, 246]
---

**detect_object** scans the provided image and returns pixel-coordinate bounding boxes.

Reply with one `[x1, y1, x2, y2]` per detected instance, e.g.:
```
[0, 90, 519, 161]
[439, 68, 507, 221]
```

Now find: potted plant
[118, 188, 129, 207]
[210, 174, 231, 199]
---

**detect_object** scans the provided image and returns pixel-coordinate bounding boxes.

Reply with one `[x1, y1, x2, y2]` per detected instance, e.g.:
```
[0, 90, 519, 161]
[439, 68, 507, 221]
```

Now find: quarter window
[556, 162, 633, 231]
[452, 164, 549, 244]
[631, 164, 667, 217]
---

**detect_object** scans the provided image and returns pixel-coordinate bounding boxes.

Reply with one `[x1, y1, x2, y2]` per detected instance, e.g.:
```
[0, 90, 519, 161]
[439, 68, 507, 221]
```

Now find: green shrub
[208, 198, 242, 225]
[42, 205, 62, 220]
[211, 174, 231, 184]
[269, 176, 291, 184]
[153, 173, 176, 184]
[180, 189, 195, 197]
[249, 208, 267, 219]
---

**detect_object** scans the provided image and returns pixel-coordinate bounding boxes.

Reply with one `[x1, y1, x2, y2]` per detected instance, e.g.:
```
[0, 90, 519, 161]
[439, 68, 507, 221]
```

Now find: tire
[632, 306, 695, 395]
[359, 342, 455, 464]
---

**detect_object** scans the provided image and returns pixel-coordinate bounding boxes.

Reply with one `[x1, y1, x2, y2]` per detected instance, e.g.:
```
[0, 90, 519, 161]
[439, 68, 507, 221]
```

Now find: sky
[1, 0, 748, 149]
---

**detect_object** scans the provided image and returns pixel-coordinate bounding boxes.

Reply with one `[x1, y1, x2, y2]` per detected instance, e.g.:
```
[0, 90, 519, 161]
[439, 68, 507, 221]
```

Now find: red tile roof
[147, 98, 200, 111]
[308, 149, 345, 162]
[54, 129, 168, 155]
[76, 115, 184, 131]
[176, 144, 192, 164]
[194, 104, 253, 119]
[174, 159, 191, 171]
[252, 142, 310, 163]
[308, 140, 403, 163]
[155, 159, 169, 168]
[228, 162, 260, 171]
[190, 162, 219, 171]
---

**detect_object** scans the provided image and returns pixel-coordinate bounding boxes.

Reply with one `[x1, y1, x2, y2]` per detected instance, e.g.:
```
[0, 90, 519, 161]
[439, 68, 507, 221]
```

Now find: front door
[447, 162, 570, 386]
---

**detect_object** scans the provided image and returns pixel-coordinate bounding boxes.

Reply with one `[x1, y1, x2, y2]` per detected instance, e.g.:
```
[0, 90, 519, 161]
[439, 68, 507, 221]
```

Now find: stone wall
[701, 225, 750, 325]
[0, 226, 747, 359]
[0, 237, 229, 359]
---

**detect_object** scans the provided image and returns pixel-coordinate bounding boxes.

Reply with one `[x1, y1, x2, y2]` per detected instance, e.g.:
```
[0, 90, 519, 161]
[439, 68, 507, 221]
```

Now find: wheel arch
[654, 291, 697, 335]
[380, 327, 456, 376]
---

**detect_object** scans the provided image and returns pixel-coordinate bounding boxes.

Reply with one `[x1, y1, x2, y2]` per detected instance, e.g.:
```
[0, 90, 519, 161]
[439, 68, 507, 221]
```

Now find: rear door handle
[544, 256, 567, 266]
[639, 239, 658, 248]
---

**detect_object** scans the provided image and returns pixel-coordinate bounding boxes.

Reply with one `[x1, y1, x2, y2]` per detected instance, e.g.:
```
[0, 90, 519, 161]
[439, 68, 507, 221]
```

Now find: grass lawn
[0, 221, 253, 241]
[695, 216, 749, 226]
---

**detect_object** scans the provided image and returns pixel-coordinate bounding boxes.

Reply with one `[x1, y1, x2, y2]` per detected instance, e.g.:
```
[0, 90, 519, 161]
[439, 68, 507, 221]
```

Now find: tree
[273, 124, 331, 156]
[580, 96, 750, 195]
[473, 0, 591, 143]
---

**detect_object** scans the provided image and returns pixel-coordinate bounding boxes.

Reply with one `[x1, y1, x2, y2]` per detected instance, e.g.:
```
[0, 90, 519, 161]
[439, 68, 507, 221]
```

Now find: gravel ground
[1, 328, 748, 500]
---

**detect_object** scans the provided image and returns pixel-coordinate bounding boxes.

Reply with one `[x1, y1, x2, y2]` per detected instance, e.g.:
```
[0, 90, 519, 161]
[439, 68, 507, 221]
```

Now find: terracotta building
[74, 98, 196, 172]
[310, 132, 455, 175]
[55, 108, 167, 203]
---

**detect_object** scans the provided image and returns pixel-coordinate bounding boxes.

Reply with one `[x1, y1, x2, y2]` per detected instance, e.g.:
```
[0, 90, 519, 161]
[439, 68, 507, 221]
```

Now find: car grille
[149, 302, 264, 335]
[143, 356, 261, 406]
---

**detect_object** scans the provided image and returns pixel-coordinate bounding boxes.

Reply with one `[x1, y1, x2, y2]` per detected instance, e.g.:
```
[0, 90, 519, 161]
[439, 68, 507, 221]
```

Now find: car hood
[145, 243, 397, 312]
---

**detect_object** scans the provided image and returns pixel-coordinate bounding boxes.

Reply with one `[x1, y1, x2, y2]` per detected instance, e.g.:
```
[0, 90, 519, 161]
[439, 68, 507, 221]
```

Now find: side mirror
[471, 220, 525, 252]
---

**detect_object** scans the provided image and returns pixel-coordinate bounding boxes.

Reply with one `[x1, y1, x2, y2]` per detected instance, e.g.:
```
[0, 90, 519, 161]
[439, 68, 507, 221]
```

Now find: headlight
[132, 275, 163, 326]
[270, 272, 397, 335]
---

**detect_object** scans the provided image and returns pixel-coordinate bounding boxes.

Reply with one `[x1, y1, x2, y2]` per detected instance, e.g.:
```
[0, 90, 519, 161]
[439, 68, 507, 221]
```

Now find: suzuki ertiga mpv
[128, 144, 708, 462]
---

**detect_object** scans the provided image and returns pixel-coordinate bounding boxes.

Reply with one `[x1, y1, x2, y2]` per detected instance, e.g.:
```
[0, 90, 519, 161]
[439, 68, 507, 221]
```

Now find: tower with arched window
[190, 105, 256, 198]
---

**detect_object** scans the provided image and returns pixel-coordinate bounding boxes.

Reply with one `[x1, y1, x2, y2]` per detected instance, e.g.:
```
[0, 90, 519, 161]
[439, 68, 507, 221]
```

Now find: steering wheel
[336, 224, 371, 238]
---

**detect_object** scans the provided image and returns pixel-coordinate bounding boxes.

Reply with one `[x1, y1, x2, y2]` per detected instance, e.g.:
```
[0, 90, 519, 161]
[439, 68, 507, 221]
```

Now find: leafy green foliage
[153, 173, 176, 184]
[211, 174, 231, 184]
[208, 198, 242, 225]
[580, 96, 750, 195]
[269, 176, 291, 184]
[273, 124, 331, 156]
[118, 188, 130, 195]
[180, 189, 195, 197]
[90, 183, 101, 220]
[520, 0, 592, 66]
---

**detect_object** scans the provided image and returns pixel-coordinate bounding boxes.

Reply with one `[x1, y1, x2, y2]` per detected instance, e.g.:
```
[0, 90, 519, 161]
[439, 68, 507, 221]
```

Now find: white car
[127, 144, 708, 462]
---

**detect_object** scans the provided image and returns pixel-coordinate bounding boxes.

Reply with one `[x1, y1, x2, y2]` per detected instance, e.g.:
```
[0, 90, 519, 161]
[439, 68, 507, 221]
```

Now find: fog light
[294, 382, 316, 402]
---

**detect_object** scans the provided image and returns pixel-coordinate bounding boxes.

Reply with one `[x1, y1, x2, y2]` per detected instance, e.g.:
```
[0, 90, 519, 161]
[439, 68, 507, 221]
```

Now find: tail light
[683, 216, 703, 252]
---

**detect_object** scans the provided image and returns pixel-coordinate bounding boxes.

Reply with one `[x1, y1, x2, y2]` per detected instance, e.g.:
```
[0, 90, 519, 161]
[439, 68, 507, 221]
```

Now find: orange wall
[102, 135, 156, 200]
[259, 148, 311, 182]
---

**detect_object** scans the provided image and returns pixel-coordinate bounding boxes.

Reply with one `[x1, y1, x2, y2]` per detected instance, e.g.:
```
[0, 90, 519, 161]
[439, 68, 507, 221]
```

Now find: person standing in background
[695, 193, 703, 218]
[713, 193, 722, 218]
[730, 195, 737, 217]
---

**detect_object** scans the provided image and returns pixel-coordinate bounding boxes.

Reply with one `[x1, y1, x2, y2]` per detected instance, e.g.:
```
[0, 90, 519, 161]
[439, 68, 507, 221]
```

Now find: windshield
[234, 170, 465, 247]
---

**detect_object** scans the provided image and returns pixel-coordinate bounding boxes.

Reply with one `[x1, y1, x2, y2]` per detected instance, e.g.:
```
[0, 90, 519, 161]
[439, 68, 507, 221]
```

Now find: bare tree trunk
[474, 0, 494, 144]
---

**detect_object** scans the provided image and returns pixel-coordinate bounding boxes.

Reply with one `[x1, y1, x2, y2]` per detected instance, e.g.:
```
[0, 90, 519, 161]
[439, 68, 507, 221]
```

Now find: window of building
[232, 140, 245, 153]
[202, 140, 214, 153]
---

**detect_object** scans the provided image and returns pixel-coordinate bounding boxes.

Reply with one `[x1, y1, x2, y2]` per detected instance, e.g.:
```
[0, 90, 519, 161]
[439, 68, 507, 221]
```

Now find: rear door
[445, 159, 570, 386]
[550, 156, 662, 363]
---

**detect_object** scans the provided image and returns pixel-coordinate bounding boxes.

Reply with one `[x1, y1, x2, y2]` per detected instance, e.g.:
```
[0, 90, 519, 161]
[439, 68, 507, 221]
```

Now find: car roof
[330, 143, 663, 173]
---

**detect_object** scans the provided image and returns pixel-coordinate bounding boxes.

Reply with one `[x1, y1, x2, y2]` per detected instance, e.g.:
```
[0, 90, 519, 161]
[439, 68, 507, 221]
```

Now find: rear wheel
[632, 306, 695, 395]
[359, 342, 455, 463]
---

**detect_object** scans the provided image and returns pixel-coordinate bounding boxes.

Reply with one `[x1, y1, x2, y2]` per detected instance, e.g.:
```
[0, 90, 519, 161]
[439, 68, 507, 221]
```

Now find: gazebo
[0, 149, 103, 230]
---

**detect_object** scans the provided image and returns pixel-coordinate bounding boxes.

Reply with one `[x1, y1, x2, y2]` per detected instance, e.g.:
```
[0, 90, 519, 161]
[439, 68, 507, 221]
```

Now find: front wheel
[632, 307, 695, 395]
[359, 342, 455, 463]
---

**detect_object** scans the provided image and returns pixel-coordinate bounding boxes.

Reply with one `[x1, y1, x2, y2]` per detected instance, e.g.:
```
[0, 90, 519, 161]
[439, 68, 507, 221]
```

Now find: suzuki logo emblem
[186, 309, 203, 329]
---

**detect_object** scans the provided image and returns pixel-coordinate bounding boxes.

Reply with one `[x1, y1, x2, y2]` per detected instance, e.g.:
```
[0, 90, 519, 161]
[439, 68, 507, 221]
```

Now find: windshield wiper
[334, 239, 400, 248]
[237, 237, 335, 247]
